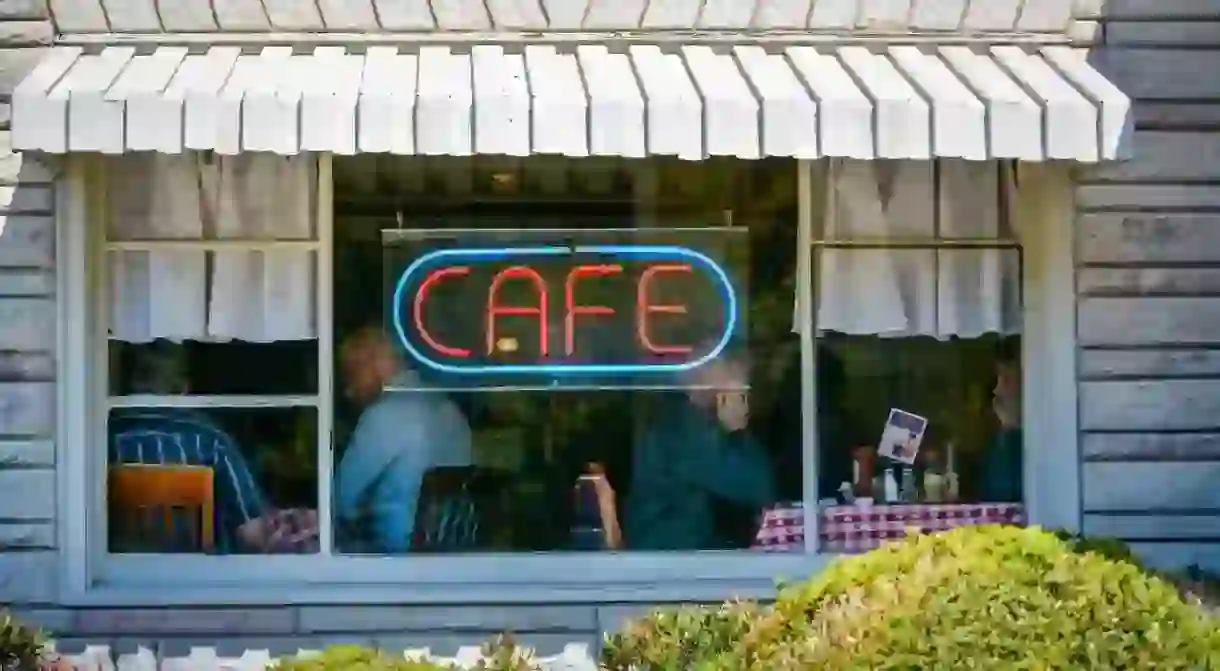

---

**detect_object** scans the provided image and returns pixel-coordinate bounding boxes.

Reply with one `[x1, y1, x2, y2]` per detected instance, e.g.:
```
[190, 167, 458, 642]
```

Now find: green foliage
[1053, 528, 1146, 570]
[273, 645, 453, 671]
[272, 636, 539, 671]
[602, 526, 1220, 670]
[0, 610, 48, 671]
[600, 601, 766, 670]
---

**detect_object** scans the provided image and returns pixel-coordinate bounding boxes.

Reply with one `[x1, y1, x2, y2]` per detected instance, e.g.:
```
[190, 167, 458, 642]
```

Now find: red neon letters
[412, 263, 694, 359]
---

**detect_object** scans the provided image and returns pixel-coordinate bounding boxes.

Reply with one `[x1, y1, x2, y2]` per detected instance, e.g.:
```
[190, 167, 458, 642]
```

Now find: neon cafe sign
[390, 244, 739, 378]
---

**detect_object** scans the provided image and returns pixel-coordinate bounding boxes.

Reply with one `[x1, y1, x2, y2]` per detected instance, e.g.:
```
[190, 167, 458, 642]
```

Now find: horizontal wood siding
[1082, 5, 1220, 561]
[0, 4, 57, 603]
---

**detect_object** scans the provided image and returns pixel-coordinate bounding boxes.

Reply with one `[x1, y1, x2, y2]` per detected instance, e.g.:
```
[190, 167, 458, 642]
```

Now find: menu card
[877, 408, 928, 465]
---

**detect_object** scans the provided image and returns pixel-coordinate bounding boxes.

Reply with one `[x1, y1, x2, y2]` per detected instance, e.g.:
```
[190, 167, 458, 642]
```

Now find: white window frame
[55, 156, 1079, 607]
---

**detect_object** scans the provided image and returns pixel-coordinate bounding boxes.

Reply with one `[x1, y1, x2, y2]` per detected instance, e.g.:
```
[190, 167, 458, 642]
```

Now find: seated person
[625, 344, 778, 550]
[979, 343, 1023, 503]
[335, 326, 473, 553]
[108, 342, 268, 553]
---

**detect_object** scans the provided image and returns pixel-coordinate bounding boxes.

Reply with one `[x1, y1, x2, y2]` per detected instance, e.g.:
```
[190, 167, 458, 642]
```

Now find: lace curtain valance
[107, 153, 317, 343]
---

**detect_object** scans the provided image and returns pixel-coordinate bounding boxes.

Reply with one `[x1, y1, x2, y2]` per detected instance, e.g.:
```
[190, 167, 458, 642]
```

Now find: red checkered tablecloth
[753, 502, 1025, 553]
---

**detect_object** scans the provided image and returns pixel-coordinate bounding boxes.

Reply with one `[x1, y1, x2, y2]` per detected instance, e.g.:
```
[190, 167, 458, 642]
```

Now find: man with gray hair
[108, 341, 269, 553]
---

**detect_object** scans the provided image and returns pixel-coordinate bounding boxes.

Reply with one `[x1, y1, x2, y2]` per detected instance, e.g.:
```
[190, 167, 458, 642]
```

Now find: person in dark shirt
[625, 345, 778, 550]
[979, 342, 1023, 503]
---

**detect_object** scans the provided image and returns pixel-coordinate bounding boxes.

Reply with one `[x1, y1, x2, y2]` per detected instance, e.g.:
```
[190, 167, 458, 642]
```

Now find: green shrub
[604, 526, 1220, 670]
[601, 601, 766, 670]
[1054, 528, 1145, 570]
[272, 636, 538, 671]
[772, 525, 1220, 669]
[0, 610, 48, 671]
[273, 645, 452, 671]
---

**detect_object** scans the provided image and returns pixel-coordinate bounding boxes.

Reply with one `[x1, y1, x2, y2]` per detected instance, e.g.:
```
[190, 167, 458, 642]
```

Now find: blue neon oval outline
[390, 244, 738, 376]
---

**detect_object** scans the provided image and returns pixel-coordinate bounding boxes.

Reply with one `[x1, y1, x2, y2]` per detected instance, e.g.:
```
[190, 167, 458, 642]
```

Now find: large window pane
[332, 156, 801, 554]
[807, 159, 1025, 555]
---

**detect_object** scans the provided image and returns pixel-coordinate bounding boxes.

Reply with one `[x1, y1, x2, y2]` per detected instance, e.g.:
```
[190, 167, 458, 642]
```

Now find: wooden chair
[108, 464, 215, 553]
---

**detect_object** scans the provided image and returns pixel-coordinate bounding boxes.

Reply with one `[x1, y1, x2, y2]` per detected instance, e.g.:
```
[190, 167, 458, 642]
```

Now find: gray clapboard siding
[1078, 214, 1220, 264]
[0, 551, 57, 603]
[1081, 380, 1220, 431]
[1086, 132, 1220, 181]
[1106, 0, 1220, 19]
[0, 468, 53, 519]
[0, 438, 54, 466]
[1079, 268, 1220, 297]
[1083, 433, 1220, 462]
[1080, 298, 1220, 346]
[1081, 350, 1220, 379]
[0, 297, 53, 350]
[1083, 462, 1220, 510]
[1085, 514, 1220, 539]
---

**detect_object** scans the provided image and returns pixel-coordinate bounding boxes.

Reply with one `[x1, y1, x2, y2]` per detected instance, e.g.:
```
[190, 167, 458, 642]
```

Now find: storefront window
[808, 160, 1024, 553]
[95, 153, 1024, 562]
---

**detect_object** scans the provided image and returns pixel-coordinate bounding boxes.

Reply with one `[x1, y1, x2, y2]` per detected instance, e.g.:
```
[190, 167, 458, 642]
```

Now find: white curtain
[107, 153, 317, 344]
[799, 159, 1021, 339]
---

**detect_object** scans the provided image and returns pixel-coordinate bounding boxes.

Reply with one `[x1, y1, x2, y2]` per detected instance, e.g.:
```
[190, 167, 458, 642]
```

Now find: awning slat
[215, 54, 265, 154]
[472, 45, 530, 156]
[301, 46, 362, 155]
[525, 46, 588, 157]
[889, 46, 985, 160]
[1040, 46, 1132, 161]
[12, 46, 82, 153]
[577, 45, 645, 158]
[631, 45, 703, 160]
[416, 47, 473, 156]
[178, 47, 242, 152]
[357, 47, 417, 155]
[242, 46, 300, 155]
[838, 46, 930, 159]
[786, 46, 873, 159]
[682, 45, 759, 159]
[12, 42, 1130, 164]
[991, 45, 1097, 161]
[733, 45, 817, 159]
[57, 47, 136, 154]
[110, 47, 188, 154]
[938, 46, 1041, 160]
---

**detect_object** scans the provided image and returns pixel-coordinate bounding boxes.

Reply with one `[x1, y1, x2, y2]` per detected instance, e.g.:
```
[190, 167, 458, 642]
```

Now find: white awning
[12, 43, 1131, 161]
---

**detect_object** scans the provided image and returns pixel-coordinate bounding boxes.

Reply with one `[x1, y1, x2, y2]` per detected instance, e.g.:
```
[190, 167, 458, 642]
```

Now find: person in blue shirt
[108, 342, 268, 553]
[335, 326, 473, 554]
[979, 342, 1023, 503]
[625, 345, 778, 550]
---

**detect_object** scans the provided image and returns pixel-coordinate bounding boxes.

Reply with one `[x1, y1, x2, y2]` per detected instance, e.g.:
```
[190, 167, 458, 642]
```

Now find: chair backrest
[108, 464, 215, 553]
[411, 466, 510, 552]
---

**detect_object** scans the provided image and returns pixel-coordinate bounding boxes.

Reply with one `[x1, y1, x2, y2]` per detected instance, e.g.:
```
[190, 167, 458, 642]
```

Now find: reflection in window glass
[332, 156, 801, 554]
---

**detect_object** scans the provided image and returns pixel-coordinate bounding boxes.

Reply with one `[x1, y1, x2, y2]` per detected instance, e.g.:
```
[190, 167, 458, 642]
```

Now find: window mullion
[798, 158, 819, 556]
[317, 153, 335, 557]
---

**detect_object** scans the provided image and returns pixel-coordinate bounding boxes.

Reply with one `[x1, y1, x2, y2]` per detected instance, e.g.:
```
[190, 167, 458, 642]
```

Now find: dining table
[753, 501, 1026, 553]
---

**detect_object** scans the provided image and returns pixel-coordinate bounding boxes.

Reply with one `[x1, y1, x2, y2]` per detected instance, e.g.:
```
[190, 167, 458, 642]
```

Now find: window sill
[66, 552, 832, 606]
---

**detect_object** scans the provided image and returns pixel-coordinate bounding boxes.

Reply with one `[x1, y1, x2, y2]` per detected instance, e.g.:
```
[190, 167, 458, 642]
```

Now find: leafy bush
[604, 526, 1220, 670]
[1054, 528, 1145, 570]
[601, 601, 765, 669]
[0, 610, 48, 671]
[272, 636, 539, 671]
[273, 645, 452, 671]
